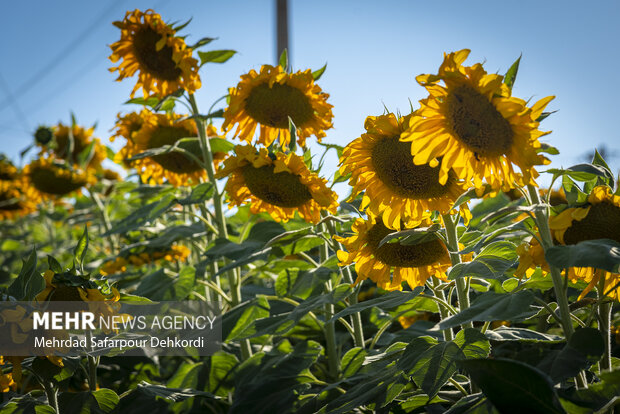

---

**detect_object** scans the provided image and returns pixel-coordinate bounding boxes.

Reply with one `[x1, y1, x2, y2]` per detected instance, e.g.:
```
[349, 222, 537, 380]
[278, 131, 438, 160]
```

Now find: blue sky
[1, 0, 618, 194]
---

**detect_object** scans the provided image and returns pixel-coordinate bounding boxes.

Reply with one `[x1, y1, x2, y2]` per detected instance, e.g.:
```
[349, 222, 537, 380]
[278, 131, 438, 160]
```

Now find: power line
[0, 0, 127, 111]
[0, 71, 30, 133]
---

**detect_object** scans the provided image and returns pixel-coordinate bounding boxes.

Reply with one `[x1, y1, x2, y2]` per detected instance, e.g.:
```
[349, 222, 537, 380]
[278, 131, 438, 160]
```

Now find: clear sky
[1, 0, 618, 194]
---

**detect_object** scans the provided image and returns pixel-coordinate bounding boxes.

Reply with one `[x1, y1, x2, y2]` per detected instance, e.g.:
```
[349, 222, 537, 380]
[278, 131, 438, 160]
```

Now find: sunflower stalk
[324, 218, 365, 348]
[526, 185, 575, 339]
[43, 380, 59, 414]
[320, 224, 340, 379]
[598, 274, 612, 372]
[86, 330, 98, 391]
[441, 213, 473, 329]
[430, 276, 454, 341]
[188, 94, 252, 361]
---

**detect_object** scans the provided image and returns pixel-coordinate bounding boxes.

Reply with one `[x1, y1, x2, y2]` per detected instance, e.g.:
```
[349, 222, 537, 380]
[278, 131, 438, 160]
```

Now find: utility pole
[276, 0, 289, 70]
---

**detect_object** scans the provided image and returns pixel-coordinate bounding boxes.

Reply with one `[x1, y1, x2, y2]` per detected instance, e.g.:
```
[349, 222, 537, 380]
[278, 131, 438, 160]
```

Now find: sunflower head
[0, 179, 40, 220]
[217, 145, 338, 223]
[335, 216, 451, 291]
[340, 113, 472, 229]
[109, 9, 201, 97]
[550, 185, 620, 246]
[0, 155, 18, 181]
[117, 111, 226, 186]
[402, 49, 554, 192]
[34, 126, 54, 146]
[100, 244, 190, 275]
[24, 156, 95, 199]
[223, 64, 334, 149]
[38, 122, 106, 170]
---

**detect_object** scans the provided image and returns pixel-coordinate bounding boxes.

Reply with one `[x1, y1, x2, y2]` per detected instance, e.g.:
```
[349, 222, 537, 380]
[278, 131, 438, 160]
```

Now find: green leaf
[206, 351, 239, 397]
[329, 287, 424, 323]
[400, 394, 450, 412]
[74, 225, 89, 273]
[545, 328, 605, 383]
[105, 193, 176, 235]
[125, 96, 160, 107]
[312, 63, 327, 81]
[449, 241, 518, 280]
[58, 389, 119, 414]
[209, 137, 234, 154]
[76, 140, 95, 167]
[0, 239, 21, 251]
[167, 361, 202, 389]
[459, 358, 566, 414]
[178, 182, 214, 206]
[341, 347, 366, 377]
[558, 369, 620, 412]
[134, 266, 196, 300]
[444, 393, 499, 414]
[485, 327, 563, 343]
[453, 328, 491, 359]
[398, 336, 464, 398]
[225, 297, 270, 341]
[198, 50, 237, 65]
[538, 143, 560, 155]
[47, 255, 63, 273]
[133, 381, 218, 402]
[8, 247, 45, 301]
[0, 394, 57, 414]
[190, 36, 217, 49]
[438, 291, 537, 330]
[546, 163, 615, 183]
[379, 225, 441, 247]
[504, 54, 521, 90]
[545, 239, 620, 273]
[278, 48, 288, 69]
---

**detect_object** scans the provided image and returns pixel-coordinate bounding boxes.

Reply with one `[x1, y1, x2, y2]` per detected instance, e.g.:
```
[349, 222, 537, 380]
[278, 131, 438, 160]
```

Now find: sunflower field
[1, 7, 620, 414]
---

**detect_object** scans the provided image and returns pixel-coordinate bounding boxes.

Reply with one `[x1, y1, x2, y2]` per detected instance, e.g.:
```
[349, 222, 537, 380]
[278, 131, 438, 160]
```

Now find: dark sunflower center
[147, 126, 203, 174]
[132, 27, 181, 81]
[562, 202, 620, 245]
[244, 83, 314, 128]
[445, 84, 514, 157]
[371, 136, 454, 198]
[48, 285, 83, 302]
[0, 170, 16, 180]
[29, 167, 85, 195]
[365, 221, 448, 267]
[55, 133, 87, 160]
[240, 164, 312, 208]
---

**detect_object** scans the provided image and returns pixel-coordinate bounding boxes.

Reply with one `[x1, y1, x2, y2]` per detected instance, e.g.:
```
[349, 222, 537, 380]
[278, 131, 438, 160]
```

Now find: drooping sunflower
[216, 145, 339, 223]
[24, 156, 95, 199]
[40, 122, 107, 170]
[110, 110, 149, 169]
[335, 216, 452, 291]
[118, 111, 225, 186]
[0, 179, 39, 220]
[100, 244, 190, 275]
[340, 113, 471, 229]
[401, 49, 554, 191]
[222, 65, 334, 149]
[549, 185, 620, 299]
[109, 9, 201, 98]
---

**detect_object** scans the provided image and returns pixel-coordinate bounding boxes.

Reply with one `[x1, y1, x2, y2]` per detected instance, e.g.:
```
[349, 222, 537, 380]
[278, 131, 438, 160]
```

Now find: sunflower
[24, 156, 95, 199]
[0, 371, 15, 393]
[109, 9, 201, 98]
[340, 113, 471, 229]
[110, 110, 148, 143]
[118, 111, 225, 186]
[36, 270, 123, 329]
[216, 145, 338, 223]
[548, 185, 620, 299]
[401, 49, 554, 192]
[335, 216, 452, 291]
[0, 156, 18, 181]
[100, 244, 190, 275]
[41, 122, 107, 170]
[0, 179, 39, 220]
[222, 64, 334, 149]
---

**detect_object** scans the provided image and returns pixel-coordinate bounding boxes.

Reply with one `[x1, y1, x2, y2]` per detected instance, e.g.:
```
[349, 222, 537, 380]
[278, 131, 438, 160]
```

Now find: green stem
[431, 277, 454, 341]
[189, 94, 251, 361]
[526, 185, 575, 340]
[598, 274, 612, 372]
[85, 331, 98, 391]
[441, 213, 472, 329]
[320, 231, 339, 379]
[324, 219, 365, 348]
[43, 380, 59, 413]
